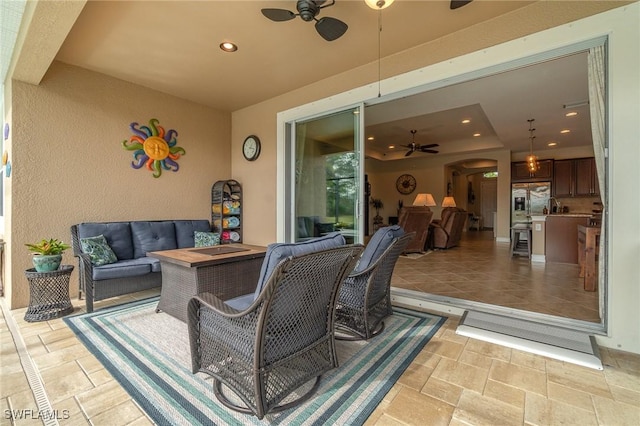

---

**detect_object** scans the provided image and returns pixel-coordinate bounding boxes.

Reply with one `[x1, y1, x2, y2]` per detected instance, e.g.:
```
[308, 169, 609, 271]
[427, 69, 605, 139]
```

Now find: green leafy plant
[25, 238, 70, 255]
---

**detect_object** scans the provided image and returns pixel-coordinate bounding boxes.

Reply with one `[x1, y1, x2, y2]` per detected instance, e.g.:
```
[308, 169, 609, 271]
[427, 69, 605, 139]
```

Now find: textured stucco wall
[7, 61, 230, 308]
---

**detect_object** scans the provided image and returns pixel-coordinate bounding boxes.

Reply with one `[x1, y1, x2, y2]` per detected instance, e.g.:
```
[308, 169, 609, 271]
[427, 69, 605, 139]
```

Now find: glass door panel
[293, 107, 362, 244]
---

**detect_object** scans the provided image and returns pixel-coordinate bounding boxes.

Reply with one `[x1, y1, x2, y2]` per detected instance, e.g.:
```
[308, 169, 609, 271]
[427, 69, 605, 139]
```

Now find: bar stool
[510, 224, 532, 258]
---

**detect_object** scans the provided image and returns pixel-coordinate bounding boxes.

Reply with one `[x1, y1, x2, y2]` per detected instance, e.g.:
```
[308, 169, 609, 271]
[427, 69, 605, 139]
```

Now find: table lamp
[413, 193, 436, 207]
[442, 196, 457, 208]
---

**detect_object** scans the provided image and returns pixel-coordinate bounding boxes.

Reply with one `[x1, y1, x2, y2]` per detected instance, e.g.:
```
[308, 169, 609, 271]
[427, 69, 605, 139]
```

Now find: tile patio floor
[1, 233, 638, 424]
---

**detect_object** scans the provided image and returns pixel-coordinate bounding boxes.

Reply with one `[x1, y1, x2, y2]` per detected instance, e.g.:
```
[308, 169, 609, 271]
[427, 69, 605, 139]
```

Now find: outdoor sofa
[71, 219, 212, 312]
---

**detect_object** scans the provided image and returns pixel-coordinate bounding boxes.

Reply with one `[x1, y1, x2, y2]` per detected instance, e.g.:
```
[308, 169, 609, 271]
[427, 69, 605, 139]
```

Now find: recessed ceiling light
[565, 111, 578, 117]
[462, 119, 471, 124]
[473, 133, 481, 137]
[388, 145, 395, 149]
[560, 129, 571, 134]
[219, 42, 238, 52]
[367, 136, 375, 141]
[548, 142, 558, 146]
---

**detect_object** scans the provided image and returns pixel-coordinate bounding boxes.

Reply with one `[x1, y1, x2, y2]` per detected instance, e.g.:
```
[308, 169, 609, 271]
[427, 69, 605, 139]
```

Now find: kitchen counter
[545, 215, 590, 264]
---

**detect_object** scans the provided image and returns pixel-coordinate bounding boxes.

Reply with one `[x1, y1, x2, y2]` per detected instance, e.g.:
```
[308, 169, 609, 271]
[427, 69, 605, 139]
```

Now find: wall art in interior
[121, 118, 185, 178]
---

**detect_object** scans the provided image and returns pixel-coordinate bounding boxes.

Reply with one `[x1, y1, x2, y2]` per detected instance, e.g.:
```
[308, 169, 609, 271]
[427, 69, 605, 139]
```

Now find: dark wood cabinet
[575, 158, 600, 196]
[511, 159, 553, 182]
[553, 157, 599, 197]
[553, 159, 574, 197]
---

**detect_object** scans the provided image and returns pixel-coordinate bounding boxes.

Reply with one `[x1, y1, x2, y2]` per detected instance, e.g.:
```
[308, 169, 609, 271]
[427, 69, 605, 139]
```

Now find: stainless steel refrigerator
[511, 182, 551, 224]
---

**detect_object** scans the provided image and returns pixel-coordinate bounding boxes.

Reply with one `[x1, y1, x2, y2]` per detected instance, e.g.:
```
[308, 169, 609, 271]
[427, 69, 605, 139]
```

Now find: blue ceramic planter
[32, 254, 62, 272]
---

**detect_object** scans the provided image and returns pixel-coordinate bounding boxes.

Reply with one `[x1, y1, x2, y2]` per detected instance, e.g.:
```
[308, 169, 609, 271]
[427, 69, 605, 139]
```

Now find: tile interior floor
[392, 230, 600, 323]
[1, 239, 638, 425]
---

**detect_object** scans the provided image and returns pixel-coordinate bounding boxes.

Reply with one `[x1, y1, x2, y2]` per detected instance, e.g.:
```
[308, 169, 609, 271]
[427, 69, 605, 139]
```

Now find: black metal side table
[24, 265, 74, 322]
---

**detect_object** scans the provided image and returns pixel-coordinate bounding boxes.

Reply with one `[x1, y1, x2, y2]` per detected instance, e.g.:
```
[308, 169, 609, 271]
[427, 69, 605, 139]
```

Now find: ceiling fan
[261, 1, 348, 42]
[450, 0, 473, 9]
[403, 130, 439, 157]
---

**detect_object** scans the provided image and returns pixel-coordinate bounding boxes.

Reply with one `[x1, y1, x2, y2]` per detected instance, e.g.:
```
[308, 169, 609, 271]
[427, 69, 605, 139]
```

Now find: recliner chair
[431, 207, 467, 249]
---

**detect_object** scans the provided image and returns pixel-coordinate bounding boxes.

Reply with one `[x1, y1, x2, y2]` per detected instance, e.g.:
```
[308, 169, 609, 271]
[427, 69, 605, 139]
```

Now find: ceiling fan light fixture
[365, 0, 394, 10]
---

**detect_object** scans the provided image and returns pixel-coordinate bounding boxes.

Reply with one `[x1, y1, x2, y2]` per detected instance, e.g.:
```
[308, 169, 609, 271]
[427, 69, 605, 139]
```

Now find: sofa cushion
[253, 232, 346, 300]
[77, 222, 134, 260]
[354, 225, 404, 273]
[79, 235, 118, 266]
[92, 258, 154, 280]
[194, 231, 220, 247]
[131, 221, 178, 258]
[224, 293, 255, 311]
[174, 220, 211, 248]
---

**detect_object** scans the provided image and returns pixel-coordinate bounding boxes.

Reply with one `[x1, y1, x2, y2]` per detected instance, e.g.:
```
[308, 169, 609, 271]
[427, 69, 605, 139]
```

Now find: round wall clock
[242, 135, 261, 161]
[396, 174, 417, 194]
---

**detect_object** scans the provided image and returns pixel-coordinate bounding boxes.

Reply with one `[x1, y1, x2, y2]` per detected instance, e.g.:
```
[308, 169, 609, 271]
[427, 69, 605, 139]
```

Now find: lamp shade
[442, 196, 457, 208]
[364, 0, 395, 10]
[413, 193, 436, 207]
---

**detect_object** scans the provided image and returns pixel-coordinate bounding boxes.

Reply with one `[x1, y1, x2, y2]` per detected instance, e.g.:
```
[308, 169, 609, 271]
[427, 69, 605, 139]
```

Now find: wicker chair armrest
[190, 292, 244, 317]
[346, 262, 378, 280]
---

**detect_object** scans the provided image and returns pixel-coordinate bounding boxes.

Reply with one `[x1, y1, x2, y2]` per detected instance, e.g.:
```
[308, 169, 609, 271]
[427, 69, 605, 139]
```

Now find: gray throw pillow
[80, 234, 118, 266]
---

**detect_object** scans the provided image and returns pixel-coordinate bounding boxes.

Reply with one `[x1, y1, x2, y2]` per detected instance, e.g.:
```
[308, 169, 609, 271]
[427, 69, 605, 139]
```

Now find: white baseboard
[531, 254, 546, 263]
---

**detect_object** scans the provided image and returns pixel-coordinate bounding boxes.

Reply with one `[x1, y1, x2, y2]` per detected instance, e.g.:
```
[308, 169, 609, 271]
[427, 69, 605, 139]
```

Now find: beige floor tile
[484, 379, 526, 409]
[421, 376, 464, 406]
[489, 359, 548, 397]
[423, 338, 465, 360]
[452, 389, 524, 425]
[546, 362, 612, 399]
[39, 326, 76, 345]
[463, 338, 512, 362]
[125, 416, 154, 426]
[510, 349, 547, 372]
[458, 349, 494, 370]
[0, 371, 32, 398]
[75, 380, 133, 419]
[32, 345, 91, 371]
[384, 386, 454, 426]
[592, 395, 640, 425]
[397, 363, 434, 391]
[603, 365, 640, 392]
[547, 382, 596, 412]
[431, 357, 488, 393]
[370, 413, 409, 425]
[39, 361, 94, 404]
[52, 397, 87, 425]
[86, 400, 146, 426]
[525, 392, 598, 426]
[608, 385, 640, 408]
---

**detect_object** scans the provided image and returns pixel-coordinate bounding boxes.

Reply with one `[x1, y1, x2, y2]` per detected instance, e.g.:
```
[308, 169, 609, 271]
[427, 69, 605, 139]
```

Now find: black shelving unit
[211, 180, 242, 244]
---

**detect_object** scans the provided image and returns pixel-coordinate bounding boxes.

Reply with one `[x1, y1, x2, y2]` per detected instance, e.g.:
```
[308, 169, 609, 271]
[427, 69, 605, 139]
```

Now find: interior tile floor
[392, 230, 601, 323]
[2, 249, 638, 425]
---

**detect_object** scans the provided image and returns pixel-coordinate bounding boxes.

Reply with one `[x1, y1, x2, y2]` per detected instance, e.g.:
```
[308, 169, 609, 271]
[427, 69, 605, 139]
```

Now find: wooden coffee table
[149, 244, 267, 322]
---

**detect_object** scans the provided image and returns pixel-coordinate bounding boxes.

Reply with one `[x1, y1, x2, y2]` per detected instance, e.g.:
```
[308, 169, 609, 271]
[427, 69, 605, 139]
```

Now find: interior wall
[6, 62, 231, 309]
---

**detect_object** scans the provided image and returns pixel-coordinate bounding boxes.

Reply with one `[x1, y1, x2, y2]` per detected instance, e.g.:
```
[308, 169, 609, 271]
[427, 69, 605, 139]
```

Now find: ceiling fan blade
[315, 17, 348, 41]
[450, 0, 472, 10]
[261, 8, 296, 22]
[404, 150, 414, 157]
[421, 149, 439, 154]
[420, 143, 439, 149]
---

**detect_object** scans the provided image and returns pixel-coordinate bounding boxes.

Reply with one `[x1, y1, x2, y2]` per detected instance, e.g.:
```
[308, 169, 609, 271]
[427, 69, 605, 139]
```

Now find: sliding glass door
[287, 106, 364, 244]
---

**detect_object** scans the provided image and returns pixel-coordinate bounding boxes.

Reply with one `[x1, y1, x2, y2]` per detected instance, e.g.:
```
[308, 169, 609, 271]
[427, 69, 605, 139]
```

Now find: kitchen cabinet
[575, 158, 600, 196]
[553, 157, 599, 197]
[511, 159, 553, 182]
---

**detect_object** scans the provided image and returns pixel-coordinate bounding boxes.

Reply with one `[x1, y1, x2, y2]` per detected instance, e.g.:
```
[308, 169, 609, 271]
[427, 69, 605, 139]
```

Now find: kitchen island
[544, 214, 591, 264]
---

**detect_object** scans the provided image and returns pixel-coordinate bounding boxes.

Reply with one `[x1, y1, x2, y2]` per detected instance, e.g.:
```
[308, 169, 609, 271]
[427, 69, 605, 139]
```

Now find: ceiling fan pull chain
[377, 10, 382, 98]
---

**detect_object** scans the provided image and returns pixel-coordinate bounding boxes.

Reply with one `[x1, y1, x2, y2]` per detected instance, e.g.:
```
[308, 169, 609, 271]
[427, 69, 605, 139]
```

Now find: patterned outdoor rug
[65, 297, 445, 425]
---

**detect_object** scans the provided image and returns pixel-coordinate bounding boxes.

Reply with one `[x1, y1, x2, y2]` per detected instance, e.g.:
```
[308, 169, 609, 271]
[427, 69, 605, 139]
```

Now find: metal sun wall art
[122, 118, 185, 178]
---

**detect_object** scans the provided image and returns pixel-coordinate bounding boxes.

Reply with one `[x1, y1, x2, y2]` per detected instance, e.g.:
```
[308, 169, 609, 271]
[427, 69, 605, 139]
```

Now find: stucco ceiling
[9, 1, 624, 160]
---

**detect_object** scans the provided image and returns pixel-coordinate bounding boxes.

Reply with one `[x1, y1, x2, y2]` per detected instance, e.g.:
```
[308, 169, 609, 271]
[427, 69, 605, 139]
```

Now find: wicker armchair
[335, 229, 414, 340]
[187, 245, 363, 419]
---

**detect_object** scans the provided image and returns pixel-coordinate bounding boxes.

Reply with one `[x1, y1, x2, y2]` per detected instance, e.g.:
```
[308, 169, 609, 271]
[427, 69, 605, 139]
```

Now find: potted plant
[370, 198, 384, 227]
[25, 238, 71, 272]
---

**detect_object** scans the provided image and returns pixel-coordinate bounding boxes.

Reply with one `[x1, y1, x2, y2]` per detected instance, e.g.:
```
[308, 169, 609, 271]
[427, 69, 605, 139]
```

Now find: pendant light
[526, 118, 539, 173]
